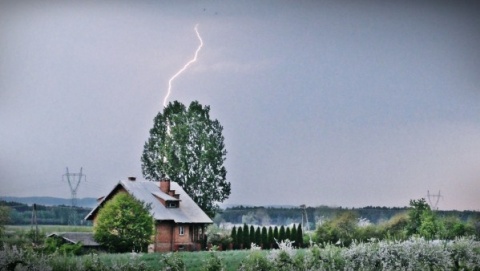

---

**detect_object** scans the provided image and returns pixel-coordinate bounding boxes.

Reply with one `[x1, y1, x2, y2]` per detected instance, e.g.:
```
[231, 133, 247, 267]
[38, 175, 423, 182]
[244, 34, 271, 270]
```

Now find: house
[85, 177, 213, 252]
[46, 232, 101, 251]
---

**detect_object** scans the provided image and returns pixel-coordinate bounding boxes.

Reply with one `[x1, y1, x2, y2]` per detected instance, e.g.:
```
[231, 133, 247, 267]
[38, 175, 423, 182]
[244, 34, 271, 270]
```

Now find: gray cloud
[1, 1, 479, 211]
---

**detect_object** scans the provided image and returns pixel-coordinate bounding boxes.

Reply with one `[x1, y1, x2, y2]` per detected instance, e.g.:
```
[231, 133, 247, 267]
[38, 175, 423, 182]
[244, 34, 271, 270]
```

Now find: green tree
[279, 225, 286, 242]
[291, 225, 297, 245]
[315, 211, 358, 246]
[406, 198, 431, 236]
[439, 216, 474, 240]
[243, 224, 250, 249]
[261, 226, 268, 249]
[268, 226, 274, 249]
[237, 226, 243, 249]
[231, 226, 237, 249]
[418, 209, 441, 239]
[296, 223, 303, 247]
[249, 225, 255, 247]
[0, 205, 10, 238]
[285, 227, 291, 241]
[383, 212, 409, 240]
[93, 193, 154, 252]
[142, 101, 231, 217]
[255, 227, 261, 246]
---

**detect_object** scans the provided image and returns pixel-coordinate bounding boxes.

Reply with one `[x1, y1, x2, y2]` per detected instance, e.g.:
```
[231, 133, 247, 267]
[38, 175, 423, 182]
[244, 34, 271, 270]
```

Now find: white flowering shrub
[341, 237, 480, 271]
[267, 239, 297, 271]
[267, 236, 479, 271]
[0, 244, 52, 271]
[343, 241, 381, 270]
[447, 236, 480, 270]
[375, 237, 452, 270]
[238, 243, 272, 271]
[250, 243, 262, 251]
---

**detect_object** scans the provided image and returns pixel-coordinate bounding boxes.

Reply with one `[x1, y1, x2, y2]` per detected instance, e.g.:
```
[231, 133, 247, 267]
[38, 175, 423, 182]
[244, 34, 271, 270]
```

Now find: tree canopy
[0, 206, 10, 238]
[406, 198, 431, 236]
[93, 193, 153, 252]
[141, 100, 230, 217]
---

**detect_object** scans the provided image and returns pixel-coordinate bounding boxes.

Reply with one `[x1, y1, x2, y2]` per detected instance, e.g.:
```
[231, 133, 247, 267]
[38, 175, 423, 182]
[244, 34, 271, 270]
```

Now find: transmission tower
[427, 190, 442, 210]
[62, 167, 86, 225]
[300, 204, 310, 232]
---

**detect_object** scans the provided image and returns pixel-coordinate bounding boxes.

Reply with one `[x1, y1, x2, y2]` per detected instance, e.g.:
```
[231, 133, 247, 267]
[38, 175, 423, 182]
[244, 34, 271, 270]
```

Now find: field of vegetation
[1, 200, 92, 226]
[1, 198, 480, 270]
[1, 237, 480, 270]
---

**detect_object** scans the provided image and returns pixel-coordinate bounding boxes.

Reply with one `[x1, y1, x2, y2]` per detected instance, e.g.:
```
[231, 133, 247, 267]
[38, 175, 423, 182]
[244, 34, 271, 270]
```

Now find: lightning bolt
[163, 24, 203, 107]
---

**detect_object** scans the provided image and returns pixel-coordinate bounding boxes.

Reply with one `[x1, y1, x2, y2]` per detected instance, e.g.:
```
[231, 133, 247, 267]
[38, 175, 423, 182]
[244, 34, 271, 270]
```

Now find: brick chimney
[159, 178, 170, 194]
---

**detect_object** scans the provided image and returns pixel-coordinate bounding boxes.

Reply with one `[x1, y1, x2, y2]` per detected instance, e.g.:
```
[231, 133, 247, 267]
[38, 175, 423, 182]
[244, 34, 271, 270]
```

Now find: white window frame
[179, 226, 185, 236]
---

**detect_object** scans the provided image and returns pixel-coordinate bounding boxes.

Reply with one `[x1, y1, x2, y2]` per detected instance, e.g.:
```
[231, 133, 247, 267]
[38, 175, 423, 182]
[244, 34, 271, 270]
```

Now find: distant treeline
[3, 199, 478, 228]
[1, 200, 92, 226]
[217, 205, 480, 228]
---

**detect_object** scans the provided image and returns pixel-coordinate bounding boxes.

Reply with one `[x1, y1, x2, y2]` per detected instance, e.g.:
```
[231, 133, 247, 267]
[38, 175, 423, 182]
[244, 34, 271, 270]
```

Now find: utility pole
[30, 203, 39, 245]
[62, 167, 86, 225]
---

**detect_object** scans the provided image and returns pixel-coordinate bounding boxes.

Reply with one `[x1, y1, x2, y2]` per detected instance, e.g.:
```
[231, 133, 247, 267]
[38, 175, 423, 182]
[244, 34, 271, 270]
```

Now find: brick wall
[154, 222, 204, 252]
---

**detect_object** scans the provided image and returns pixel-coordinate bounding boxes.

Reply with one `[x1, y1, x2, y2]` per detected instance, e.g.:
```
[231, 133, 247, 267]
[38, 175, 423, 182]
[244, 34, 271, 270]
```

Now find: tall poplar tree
[255, 227, 261, 246]
[243, 224, 250, 249]
[279, 225, 286, 242]
[231, 226, 237, 249]
[268, 226, 274, 249]
[249, 225, 255, 247]
[291, 225, 297, 246]
[297, 223, 303, 247]
[142, 101, 231, 217]
[237, 227, 243, 249]
[261, 226, 268, 249]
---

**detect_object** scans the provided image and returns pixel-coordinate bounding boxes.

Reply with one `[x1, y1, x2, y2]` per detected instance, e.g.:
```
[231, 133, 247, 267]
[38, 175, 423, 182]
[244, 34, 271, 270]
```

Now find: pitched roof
[47, 232, 100, 246]
[85, 179, 212, 224]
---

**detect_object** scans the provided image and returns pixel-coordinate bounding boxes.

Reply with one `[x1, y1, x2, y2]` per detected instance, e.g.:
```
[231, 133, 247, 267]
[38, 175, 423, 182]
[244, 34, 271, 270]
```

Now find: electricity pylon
[62, 167, 86, 225]
[300, 204, 310, 232]
[427, 190, 442, 210]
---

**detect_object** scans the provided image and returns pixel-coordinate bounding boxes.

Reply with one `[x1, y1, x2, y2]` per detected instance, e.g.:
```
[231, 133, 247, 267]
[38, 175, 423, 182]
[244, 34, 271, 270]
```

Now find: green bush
[0, 243, 52, 271]
[57, 242, 83, 256]
[239, 249, 271, 271]
[206, 225, 232, 249]
[201, 251, 224, 271]
[161, 252, 186, 271]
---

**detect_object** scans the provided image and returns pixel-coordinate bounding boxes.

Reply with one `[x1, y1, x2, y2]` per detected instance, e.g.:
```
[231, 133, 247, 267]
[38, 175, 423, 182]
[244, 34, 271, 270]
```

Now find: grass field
[5, 225, 93, 234]
[54, 249, 263, 271]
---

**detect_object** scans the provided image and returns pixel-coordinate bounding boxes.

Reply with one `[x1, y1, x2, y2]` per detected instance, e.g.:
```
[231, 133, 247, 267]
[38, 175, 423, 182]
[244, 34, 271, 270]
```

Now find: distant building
[85, 177, 212, 252]
[46, 232, 101, 251]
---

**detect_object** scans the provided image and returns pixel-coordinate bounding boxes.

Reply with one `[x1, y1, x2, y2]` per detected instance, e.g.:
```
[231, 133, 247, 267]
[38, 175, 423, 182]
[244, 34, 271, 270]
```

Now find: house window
[179, 226, 184, 235]
[167, 201, 178, 208]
